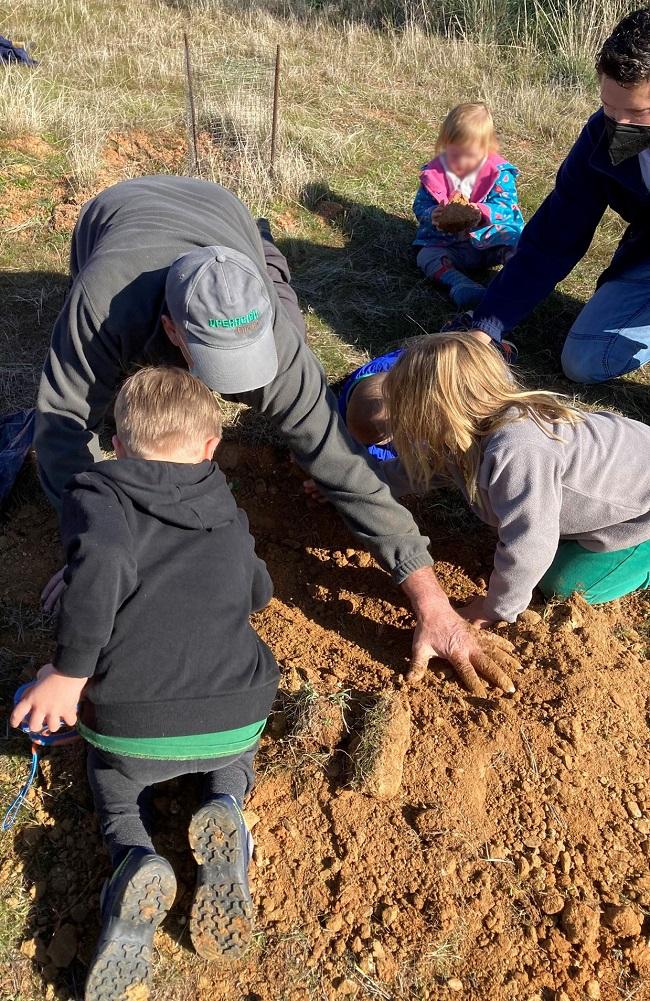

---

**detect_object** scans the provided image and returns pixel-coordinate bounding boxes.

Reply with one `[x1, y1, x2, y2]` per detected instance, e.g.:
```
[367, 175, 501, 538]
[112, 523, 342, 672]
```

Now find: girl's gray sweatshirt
[383, 411, 650, 621]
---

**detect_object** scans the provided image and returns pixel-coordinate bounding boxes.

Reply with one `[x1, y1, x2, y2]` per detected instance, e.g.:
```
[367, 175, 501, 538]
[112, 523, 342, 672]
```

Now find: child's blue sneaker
[188, 794, 254, 961]
[439, 269, 484, 309]
[257, 217, 274, 243]
[85, 847, 177, 1001]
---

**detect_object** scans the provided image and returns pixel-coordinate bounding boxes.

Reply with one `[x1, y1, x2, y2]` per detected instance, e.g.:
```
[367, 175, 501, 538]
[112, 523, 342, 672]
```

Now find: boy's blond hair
[383, 333, 583, 502]
[435, 102, 499, 155]
[114, 366, 222, 457]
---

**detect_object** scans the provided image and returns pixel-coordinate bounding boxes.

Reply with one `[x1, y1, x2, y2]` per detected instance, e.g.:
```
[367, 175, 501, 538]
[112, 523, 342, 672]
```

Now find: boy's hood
[91, 458, 238, 530]
[420, 153, 518, 203]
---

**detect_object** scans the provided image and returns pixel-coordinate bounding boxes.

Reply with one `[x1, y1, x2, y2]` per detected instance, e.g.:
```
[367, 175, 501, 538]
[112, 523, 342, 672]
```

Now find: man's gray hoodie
[35, 175, 432, 583]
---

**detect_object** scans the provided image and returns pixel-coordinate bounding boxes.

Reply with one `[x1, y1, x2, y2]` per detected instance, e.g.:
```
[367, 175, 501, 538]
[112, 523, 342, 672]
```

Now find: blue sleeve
[469, 168, 525, 250]
[338, 349, 403, 425]
[473, 117, 610, 338]
[412, 184, 437, 224]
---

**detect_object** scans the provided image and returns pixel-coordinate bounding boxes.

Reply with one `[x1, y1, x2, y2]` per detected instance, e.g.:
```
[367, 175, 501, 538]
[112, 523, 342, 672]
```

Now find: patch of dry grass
[350, 693, 394, 789]
[0, 1, 614, 208]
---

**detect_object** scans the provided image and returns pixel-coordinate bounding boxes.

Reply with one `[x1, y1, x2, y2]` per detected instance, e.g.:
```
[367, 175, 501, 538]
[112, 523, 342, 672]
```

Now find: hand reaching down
[457, 596, 498, 630]
[302, 478, 329, 504]
[409, 622, 518, 696]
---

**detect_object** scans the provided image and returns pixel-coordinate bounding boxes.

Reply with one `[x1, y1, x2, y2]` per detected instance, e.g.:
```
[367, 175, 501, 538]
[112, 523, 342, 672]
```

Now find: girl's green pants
[539, 539, 650, 605]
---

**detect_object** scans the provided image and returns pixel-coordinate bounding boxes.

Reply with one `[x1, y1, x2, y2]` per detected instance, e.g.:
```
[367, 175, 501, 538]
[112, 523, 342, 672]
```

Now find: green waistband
[78, 719, 266, 760]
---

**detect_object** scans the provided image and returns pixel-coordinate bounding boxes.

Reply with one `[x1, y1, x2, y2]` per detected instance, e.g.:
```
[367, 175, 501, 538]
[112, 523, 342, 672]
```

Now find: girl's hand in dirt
[41, 566, 67, 613]
[302, 478, 329, 504]
[10, 664, 85, 734]
[457, 596, 497, 630]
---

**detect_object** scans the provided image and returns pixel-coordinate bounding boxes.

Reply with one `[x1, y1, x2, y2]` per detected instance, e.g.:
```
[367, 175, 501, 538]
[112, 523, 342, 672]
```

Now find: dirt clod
[19, 938, 37, 959]
[560, 900, 600, 947]
[336, 980, 359, 997]
[46, 923, 78, 967]
[351, 692, 411, 799]
[124, 986, 150, 1001]
[446, 978, 464, 992]
[540, 890, 565, 915]
[602, 904, 643, 938]
[283, 683, 348, 751]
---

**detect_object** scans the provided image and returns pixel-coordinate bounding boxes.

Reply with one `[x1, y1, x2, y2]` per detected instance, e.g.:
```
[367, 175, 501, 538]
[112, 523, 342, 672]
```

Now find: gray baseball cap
[165, 245, 278, 394]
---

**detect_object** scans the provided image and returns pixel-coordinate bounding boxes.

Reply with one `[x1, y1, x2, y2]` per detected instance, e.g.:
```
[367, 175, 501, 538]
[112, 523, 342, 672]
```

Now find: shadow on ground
[0, 270, 68, 413]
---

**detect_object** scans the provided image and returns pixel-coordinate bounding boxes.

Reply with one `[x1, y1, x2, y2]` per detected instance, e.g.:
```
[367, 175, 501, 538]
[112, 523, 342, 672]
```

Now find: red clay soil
[1, 445, 649, 1001]
[48, 128, 189, 234]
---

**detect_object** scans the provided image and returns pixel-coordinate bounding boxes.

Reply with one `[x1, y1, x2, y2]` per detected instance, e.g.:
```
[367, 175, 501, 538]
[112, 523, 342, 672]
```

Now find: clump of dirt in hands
[435, 193, 482, 233]
[1, 447, 649, 1001]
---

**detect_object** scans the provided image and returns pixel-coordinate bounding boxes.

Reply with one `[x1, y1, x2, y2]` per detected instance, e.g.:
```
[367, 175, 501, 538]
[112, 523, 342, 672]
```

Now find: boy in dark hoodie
[12, 366, 279, 1000]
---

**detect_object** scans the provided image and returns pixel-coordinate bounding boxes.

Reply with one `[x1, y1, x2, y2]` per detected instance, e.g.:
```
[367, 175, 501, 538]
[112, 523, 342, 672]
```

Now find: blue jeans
[561, 259, 650, 383]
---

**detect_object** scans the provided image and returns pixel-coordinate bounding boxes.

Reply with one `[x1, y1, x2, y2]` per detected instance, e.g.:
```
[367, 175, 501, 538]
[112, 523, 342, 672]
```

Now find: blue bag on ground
[0, 409, 36, 503]
[0, 36, 37, 67]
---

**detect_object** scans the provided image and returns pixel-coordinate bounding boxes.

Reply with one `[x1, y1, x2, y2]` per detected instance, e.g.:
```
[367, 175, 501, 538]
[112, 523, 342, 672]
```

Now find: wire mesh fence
[184, 37, 281, 197]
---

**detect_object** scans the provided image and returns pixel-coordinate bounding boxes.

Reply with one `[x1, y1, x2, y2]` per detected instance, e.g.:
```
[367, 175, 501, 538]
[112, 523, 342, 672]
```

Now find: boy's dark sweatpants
[87, 744, 257, 867]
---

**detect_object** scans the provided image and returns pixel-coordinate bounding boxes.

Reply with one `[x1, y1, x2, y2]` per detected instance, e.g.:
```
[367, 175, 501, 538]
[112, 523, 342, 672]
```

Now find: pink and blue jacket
[412, 153, 524, 251]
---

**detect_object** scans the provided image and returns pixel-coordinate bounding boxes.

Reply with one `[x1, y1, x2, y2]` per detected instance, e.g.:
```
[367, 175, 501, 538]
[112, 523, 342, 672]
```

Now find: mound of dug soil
[1, 446, 649, 1001]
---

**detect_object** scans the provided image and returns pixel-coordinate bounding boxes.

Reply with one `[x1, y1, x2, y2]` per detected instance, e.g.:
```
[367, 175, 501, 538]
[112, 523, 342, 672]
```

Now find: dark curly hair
[597, 7, 650, 85]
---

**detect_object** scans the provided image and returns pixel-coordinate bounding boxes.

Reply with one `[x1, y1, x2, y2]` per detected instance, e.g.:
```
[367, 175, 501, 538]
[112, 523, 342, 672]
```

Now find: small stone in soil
[602, 904, 642, 938]
[46, 923, 78, 967]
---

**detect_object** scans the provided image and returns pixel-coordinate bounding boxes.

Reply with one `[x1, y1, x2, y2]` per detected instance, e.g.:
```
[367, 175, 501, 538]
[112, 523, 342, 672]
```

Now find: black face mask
[604, 113, 650, 165]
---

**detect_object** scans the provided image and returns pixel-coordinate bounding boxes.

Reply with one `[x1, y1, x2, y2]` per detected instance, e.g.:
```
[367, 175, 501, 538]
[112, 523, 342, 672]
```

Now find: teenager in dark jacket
[470, 7, 650, 383]
[12, 367, 278, 1000]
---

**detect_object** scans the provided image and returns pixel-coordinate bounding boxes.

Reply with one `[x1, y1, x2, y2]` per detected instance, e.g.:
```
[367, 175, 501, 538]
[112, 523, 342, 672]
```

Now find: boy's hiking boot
[188, 793, 254, 961]
[85, 847, 176, 1001]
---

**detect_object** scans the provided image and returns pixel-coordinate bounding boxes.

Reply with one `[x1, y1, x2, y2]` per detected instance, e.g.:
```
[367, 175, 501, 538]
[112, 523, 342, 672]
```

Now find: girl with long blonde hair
[344, 333, 650, 626]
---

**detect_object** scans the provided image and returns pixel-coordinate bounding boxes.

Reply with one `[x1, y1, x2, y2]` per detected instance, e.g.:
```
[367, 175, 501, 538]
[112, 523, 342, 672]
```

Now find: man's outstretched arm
[472, 114, 610, 341]
[237, 316, 518, 692]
